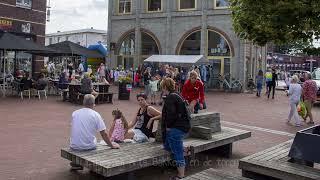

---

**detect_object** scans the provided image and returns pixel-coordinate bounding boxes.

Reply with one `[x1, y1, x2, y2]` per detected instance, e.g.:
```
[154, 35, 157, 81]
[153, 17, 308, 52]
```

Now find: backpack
[172, 93, 191, 132]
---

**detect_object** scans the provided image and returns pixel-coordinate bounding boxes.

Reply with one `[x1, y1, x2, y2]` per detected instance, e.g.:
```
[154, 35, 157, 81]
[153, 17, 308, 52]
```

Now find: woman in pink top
[109, 109, 129, 142]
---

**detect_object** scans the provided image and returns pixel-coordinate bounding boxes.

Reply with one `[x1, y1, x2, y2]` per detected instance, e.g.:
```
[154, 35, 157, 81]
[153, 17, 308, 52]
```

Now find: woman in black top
[161, 78, 191, 180]
[126, 93, 161, 142]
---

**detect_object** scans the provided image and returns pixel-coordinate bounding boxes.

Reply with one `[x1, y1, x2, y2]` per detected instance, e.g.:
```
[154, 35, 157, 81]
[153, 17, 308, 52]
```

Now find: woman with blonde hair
[182, 70, 205, 113]
[286, 75, 302, 127]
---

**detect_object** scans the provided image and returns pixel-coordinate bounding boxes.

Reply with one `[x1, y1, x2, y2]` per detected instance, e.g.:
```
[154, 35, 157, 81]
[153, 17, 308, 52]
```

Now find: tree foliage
[229, 0, 320, 46]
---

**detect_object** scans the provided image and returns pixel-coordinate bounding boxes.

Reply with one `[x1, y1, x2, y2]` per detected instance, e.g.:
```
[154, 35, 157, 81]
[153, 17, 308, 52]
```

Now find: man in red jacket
[182, 70, 205, 113]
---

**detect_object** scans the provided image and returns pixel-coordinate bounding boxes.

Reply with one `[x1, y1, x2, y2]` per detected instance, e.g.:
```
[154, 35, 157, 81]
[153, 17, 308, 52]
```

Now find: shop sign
[21, 23, 31, 33]
[0, 19, 13, 30]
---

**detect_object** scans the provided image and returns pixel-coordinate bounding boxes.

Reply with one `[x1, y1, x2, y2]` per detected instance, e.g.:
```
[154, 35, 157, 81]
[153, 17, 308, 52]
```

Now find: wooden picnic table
[239, 140, 320, 180]
[61, 127, 251, 178]
[68, 83, 111, 104]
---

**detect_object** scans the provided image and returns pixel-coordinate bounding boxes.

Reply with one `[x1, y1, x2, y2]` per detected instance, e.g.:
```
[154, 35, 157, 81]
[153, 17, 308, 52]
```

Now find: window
[215, 0, 229, 9]
[57, 37, 61, 43]
[49, 38, 52, 45]
[147, 0, 162, 12]
[118, 0, 132, 14]
[179, 31, 201, 55]
[66, 36, 69, 41]
[207, 30, 230, 56]
[16, 0, 32, 9]
[179, 0, 196, 10]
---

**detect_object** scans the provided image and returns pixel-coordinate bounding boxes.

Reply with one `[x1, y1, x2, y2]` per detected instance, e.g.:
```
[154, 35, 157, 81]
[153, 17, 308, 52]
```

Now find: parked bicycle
[217, 74, 243, 93]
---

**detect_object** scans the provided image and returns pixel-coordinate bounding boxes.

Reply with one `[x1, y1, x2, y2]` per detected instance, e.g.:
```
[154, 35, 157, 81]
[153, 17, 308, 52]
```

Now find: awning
[46, 41, 104, 58]
[144, 55, 206, 64]
[0, 30, 54, 52]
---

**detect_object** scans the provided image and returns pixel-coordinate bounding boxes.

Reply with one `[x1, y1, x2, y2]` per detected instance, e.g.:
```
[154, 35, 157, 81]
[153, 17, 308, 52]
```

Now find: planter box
[118, 83, 131, 100]
[289, 125, 320, 166]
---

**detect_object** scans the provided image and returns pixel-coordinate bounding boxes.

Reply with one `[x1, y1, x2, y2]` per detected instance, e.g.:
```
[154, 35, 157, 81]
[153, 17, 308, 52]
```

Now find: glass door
[208, 58, 222, 89]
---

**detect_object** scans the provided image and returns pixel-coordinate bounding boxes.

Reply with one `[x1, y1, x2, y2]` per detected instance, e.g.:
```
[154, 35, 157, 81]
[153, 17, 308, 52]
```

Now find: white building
[45, 28, 108, 47]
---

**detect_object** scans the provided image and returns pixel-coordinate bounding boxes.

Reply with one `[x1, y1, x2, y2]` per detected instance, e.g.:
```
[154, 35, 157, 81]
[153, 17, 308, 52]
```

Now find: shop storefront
[0, 18, 41, 77]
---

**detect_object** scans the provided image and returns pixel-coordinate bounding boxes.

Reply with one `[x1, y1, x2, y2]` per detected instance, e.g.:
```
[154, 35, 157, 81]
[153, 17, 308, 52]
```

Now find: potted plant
[118, 76, 133, 100]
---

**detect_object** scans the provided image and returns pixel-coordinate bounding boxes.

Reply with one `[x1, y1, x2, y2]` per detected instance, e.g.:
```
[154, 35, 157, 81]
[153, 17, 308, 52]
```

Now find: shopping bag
[297, 101, 307, 119]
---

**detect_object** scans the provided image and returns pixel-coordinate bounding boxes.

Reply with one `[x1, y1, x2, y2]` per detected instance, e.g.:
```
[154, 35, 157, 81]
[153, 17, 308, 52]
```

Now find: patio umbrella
[0, 30, 54, 97]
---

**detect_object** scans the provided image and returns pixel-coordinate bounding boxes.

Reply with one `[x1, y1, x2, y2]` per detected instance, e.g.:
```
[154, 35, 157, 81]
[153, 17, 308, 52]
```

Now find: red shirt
[182, 79, 205, 104]
[303, 80, 317, 102]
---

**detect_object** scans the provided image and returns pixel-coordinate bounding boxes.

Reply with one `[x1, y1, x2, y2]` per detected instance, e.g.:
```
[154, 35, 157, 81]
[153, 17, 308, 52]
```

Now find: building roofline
[46, 28, 107, 37]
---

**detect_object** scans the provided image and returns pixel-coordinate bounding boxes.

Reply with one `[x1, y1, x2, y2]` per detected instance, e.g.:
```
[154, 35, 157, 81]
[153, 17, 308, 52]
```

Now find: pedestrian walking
[267, 69, 278, 99]
[256, 70, 264, 97]
[286, 75, 302, 127]
[302, 73, 318, 124]
[265, 68, 272, 95]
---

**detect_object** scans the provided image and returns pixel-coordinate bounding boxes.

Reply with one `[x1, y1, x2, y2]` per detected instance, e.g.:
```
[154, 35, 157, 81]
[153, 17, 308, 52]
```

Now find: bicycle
[217, 74, 243, 93]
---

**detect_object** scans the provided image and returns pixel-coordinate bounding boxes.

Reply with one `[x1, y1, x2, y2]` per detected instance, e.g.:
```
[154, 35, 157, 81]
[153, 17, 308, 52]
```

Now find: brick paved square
[0, 88, 317, 180]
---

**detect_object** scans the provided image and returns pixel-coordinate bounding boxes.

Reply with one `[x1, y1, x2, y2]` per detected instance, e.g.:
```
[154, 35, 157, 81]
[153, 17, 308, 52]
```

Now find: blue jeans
[163, 128, 186, 167]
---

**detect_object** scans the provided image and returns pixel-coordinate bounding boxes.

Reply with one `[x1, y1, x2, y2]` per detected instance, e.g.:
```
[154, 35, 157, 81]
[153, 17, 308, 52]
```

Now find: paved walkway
[0, 88, 318, 180]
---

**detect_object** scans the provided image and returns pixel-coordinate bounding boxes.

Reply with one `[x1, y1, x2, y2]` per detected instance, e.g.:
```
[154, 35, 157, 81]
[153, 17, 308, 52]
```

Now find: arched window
[207, 30, 231, 56]
[141, 32, 160, 55]
[117, 31, 160, 69]
[179, 30, 201, 55]
[178, 28, 232, 89]
[119, 32, 135, 56]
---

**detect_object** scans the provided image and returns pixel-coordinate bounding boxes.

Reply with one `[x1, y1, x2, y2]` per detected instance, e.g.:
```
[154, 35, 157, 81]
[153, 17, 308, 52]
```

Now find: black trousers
[268, 83, 276, 98]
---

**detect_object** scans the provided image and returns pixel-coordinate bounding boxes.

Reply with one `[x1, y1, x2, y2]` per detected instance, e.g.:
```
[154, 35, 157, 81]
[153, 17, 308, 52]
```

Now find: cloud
[46, 0, 108, 33]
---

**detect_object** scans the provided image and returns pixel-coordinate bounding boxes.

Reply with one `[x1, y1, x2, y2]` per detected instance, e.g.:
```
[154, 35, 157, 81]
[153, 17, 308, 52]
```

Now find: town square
[1, 0, 320, 179]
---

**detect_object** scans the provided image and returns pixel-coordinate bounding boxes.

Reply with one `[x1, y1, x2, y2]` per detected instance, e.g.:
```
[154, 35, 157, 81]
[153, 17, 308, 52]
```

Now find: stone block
[190, 126, 212, 140]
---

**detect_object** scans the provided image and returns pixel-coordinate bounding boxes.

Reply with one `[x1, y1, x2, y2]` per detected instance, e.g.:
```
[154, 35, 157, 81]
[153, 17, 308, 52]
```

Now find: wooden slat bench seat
[183, 168, 251, 180]
[239, 140, 320, 180]
[61, 127, 251, 178]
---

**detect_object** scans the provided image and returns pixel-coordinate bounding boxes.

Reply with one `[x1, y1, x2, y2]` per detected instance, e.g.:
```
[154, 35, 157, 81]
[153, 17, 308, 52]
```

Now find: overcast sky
[45, 0, 108, 34]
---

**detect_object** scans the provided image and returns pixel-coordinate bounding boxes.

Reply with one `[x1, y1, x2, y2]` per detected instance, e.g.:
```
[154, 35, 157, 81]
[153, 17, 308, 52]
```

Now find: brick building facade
[0, 0, 47, 75]
[107, 0, 267, 85]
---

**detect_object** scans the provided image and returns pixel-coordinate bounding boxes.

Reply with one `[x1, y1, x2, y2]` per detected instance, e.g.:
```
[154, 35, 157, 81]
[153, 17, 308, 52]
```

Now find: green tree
[229, 0, 320, 46]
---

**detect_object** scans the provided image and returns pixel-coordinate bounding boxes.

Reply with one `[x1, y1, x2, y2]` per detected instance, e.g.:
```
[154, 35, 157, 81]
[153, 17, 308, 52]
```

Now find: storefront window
[179, 0, 196, 10]
[215, 0, 229, 8]
[147, 0, 162, 12]
[208, 30, 230, 56]
[119, 0, 132, 14]
[16, 0, 32, 8]
[179, 31, 201, 55]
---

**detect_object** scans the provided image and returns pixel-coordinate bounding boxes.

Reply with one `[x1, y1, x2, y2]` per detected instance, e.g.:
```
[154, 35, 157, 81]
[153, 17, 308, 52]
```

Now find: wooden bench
[239, 140, 320, 180]
[61, 127, 251, 178]
[183, 168, 251, 180]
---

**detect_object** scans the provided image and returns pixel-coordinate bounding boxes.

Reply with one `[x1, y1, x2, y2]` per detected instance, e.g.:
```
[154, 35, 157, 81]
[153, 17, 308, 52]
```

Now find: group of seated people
[58, 72, 110, 99]
[70, 77, 192, 179]
[16, 72, 48, 92]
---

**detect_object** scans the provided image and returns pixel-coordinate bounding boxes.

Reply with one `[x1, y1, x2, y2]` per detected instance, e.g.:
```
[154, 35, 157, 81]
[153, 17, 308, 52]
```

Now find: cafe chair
[36, 84, 47, 100]
[20, 81, 32, 100]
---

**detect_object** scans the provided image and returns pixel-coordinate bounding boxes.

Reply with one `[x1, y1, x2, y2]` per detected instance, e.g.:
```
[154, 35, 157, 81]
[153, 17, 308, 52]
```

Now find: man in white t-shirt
[69, 94, 120, 170]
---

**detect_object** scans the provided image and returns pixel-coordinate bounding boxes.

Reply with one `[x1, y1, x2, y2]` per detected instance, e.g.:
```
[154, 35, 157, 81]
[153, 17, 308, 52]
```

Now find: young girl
[109, 109, 129, 142]
[149, 76, 160, 105]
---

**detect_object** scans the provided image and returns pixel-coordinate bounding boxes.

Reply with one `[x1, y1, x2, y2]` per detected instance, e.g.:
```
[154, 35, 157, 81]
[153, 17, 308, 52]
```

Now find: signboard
[0, 19, 13, 30]
[21, 23, 31, 33]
